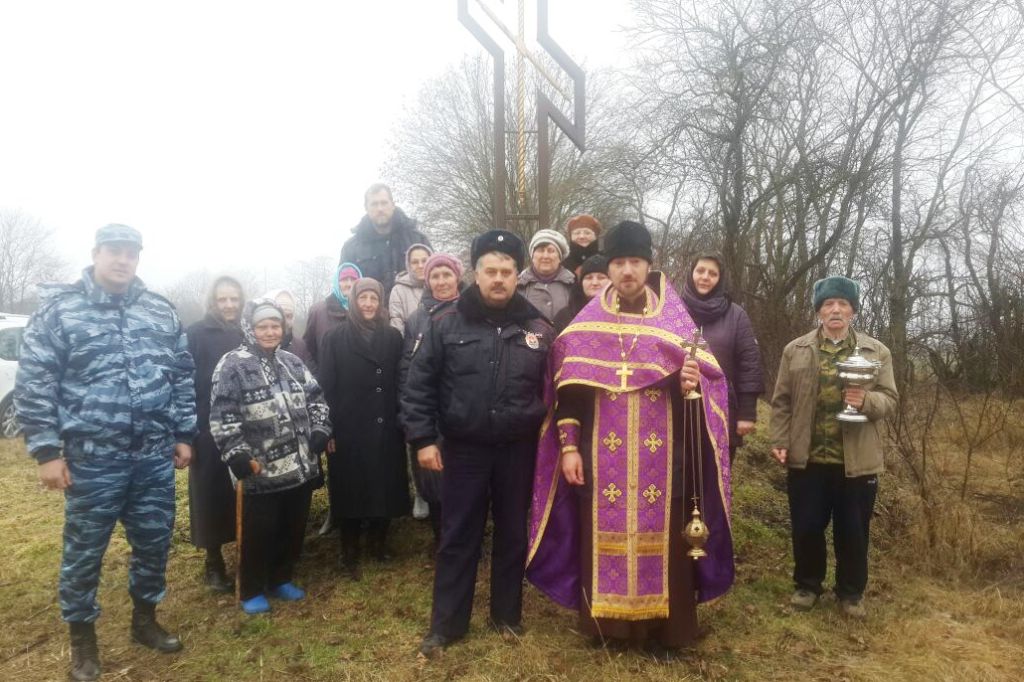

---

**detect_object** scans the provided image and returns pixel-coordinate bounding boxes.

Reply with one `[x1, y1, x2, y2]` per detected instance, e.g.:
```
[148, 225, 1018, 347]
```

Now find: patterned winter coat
[15, 268, 197, 463]
[209, 299, 331, 495]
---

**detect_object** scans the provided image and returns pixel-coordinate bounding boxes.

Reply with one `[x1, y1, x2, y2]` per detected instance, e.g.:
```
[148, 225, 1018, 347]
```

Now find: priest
[527, 221, 734, 657]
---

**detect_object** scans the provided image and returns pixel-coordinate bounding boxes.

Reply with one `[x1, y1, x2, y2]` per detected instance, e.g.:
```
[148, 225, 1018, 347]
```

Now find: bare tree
[0, 209, 68, 312]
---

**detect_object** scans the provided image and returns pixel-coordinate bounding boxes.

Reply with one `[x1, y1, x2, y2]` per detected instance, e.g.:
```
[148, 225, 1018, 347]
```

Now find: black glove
[309, 431, 330, 455]
[227, 453, 256, 480]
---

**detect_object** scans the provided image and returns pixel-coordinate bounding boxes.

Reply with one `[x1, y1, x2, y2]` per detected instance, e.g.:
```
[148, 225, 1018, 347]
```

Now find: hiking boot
[130, 597, 183, 653]
[789, 589, 818, 611]
[418, 632, 453, 658]
[69, 622, 100, 681]
[839, 597, 867, 619]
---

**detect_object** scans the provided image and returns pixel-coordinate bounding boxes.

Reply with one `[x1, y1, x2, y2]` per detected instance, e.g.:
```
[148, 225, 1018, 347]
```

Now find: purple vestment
[527, 272, 735, 615]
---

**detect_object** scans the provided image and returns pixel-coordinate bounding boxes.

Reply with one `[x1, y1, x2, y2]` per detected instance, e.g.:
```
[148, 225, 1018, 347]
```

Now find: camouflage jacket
[15, 268, 197, 463]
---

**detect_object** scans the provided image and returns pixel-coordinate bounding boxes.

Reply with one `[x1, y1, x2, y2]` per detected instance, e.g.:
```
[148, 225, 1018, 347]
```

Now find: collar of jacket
[352, 207, 417, 240]
[457, 284, 541, 325]
[80, 266, 145, 306]
[518, 266, 575, 286]
[393, 270, 425, 289]
[199, 311, 241, 332]
[795, 326, 879, 352]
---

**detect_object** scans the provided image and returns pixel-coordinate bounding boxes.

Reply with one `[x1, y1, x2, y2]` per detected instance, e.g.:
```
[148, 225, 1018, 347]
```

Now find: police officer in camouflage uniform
[15, 224, 197, 682]
[769, 276, 898, 620]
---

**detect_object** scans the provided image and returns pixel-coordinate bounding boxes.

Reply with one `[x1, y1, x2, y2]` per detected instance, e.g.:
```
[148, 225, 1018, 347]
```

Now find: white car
[0, 313, 29, 438]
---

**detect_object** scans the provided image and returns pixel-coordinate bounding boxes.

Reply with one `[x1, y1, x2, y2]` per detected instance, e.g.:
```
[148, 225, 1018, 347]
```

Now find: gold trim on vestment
[627, 391, 639, 599]
[599, 281, 666, 318]
[526, 412, 559, 567]
[703, 392, 732, 529]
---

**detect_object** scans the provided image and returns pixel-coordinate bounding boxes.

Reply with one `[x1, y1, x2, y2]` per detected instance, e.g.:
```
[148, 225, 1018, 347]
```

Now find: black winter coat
[401, 286, 552, 448]
[320, 320, 409, 519]
[187, 313, 244, 431]
[186, 313, 244, 548]
[338, 208, 431, 295]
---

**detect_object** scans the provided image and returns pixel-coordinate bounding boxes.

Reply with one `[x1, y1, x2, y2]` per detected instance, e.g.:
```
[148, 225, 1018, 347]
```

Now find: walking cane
[235, 460, 263, 603]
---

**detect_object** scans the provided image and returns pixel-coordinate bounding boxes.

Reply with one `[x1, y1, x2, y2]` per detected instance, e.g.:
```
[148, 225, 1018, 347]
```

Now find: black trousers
[239, 483, 313, 601]
[787, 463, 878, 600]
[429, 438, 535, 639]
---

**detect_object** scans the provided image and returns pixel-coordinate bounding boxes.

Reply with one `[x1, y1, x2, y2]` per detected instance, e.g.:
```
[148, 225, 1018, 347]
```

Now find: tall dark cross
[457, 0, 586, 230]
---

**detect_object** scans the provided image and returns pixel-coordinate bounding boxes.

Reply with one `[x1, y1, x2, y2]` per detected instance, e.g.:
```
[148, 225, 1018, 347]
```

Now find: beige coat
[769, 328, 898, 477]
[517, 267, 575, 323]
[388, 271, 425, 336]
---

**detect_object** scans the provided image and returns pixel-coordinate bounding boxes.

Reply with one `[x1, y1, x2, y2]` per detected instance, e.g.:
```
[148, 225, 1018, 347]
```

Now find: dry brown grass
[1, 406, 1023, 681]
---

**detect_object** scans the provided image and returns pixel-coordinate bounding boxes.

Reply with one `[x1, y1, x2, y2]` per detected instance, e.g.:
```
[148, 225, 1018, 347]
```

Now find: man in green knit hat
[769, 276, 898, 618]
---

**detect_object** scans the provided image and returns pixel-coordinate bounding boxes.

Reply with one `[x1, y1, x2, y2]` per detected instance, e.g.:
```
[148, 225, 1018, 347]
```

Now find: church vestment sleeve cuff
[557, 419, 581, 453]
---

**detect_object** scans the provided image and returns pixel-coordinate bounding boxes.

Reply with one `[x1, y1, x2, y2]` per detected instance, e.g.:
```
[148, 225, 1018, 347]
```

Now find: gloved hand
[309, 431, 330, 455]
[227, 452, 257, 480]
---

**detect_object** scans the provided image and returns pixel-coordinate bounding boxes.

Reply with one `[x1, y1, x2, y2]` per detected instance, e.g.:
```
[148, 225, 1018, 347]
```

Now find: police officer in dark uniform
[402, 230, 552, 657]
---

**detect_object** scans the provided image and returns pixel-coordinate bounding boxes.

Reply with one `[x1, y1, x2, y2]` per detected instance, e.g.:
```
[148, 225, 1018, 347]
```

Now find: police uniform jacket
[401, 285, 552, 448]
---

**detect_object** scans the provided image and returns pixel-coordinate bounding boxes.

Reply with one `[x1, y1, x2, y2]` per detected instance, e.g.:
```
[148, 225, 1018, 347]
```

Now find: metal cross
[458, 0, 586, 230]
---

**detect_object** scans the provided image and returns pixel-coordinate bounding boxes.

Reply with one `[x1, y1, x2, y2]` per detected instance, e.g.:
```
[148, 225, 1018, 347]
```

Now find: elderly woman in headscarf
[320, 278, 409, 580]
[209, 299, 331, 614]
[398, 253, 465, 547]
[186, 275, 245, 593]
[389, 243, 433, 335]
[552, 254, 609, 334]
[263, 289, 312, 366]
[679, 252, 764, 461]
[303, 261, 362, 378]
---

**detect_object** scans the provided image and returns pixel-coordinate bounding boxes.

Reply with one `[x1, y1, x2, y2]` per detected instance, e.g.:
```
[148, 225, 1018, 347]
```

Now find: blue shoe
[240, 594, 271, 614]
[268, 582, 305, 601]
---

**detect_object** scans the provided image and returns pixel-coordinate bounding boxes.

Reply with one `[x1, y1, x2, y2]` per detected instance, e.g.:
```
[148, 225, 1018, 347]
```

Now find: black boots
[203, 547, 234, 593]
[69, 622, 100, 681]
[68, 599, 181, 681]
[130, 595, 183, 653]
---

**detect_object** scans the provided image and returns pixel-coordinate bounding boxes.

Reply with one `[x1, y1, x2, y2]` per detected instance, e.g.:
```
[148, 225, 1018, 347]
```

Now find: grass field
[1, 430, 1022, 682]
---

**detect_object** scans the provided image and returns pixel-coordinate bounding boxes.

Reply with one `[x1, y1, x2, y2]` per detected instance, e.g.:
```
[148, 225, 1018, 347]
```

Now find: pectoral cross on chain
[616, 364, 634, 391]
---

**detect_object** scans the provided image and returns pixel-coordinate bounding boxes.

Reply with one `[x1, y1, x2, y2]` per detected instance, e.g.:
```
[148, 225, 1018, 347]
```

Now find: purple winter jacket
[697, 302, 764, 449]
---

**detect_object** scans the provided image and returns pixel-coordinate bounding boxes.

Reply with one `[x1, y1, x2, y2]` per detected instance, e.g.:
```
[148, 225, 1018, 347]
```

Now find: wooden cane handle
[249, 460, 262, 475]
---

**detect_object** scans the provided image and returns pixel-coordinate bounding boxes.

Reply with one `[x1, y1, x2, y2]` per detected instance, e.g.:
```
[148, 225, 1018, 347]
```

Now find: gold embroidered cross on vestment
[602, 431, 623, 452]
[602, 483, 623, 504]
[643, 432, 664, 453]
[642, 484, 662, 504]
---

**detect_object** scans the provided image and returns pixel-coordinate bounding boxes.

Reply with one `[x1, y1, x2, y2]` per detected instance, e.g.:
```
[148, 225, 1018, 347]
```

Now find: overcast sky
[0, 0, 634, 288]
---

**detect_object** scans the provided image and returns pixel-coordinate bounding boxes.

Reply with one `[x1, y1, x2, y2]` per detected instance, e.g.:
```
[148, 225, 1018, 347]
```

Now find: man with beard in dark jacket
[186, 276, 245, 593]
[402, 230, 552, 657]
[340, 183, 431, 295]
